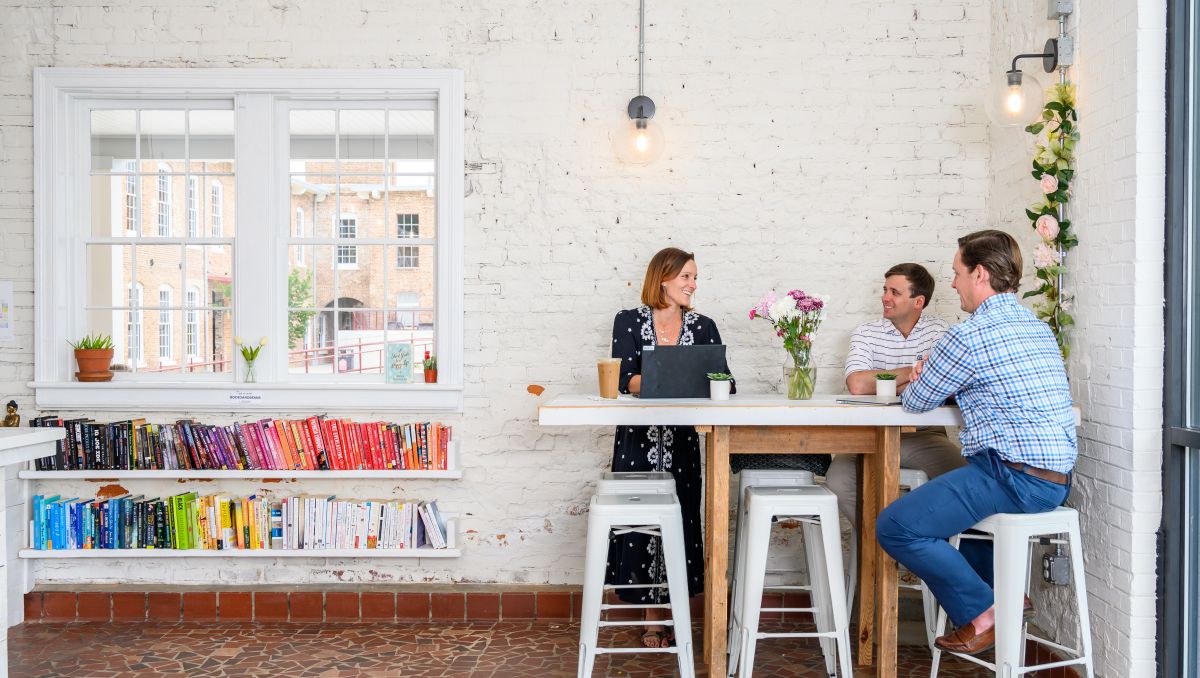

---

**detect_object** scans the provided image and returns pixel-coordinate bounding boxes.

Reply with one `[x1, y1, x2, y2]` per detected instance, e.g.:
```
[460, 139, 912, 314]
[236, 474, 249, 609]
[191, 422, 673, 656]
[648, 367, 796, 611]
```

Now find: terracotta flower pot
[74, 348, 115, 382]
[423, 369, 438, 383]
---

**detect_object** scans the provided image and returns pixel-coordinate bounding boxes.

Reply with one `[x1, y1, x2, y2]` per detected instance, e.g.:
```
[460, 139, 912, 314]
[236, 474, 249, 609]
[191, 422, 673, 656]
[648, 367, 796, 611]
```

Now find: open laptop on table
[640, 345, 729, 399]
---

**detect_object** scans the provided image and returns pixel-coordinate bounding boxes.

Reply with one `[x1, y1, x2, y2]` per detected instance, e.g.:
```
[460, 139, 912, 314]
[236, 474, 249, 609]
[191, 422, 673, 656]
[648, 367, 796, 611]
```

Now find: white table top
[0, 428, 64, 466]
[539, 393, 964, 427]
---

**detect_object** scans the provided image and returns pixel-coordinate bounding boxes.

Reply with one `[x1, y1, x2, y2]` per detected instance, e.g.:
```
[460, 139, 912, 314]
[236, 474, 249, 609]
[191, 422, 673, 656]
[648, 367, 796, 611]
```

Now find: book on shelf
[26, 416, 453, 473]
[29, 492, 450, 552]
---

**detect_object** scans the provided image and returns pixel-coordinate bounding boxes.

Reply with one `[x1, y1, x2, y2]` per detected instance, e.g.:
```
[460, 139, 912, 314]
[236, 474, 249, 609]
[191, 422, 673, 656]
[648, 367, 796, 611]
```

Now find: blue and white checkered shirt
[901, 293, 1077, 473]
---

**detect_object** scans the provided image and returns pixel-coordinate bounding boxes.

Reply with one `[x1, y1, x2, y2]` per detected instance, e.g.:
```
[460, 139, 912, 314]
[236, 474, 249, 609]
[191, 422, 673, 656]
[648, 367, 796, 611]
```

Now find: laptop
[640, 345, 729, 399]
[836, 395, 902, 406]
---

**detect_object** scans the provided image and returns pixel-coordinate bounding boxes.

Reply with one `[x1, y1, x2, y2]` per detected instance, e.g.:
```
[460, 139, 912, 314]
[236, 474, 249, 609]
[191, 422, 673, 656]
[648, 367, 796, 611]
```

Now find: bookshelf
[19, 515, 460, 559]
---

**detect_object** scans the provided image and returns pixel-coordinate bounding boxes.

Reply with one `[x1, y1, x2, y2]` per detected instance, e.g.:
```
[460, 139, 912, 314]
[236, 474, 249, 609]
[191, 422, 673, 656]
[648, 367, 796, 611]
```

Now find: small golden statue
[2, 400, 18, 427]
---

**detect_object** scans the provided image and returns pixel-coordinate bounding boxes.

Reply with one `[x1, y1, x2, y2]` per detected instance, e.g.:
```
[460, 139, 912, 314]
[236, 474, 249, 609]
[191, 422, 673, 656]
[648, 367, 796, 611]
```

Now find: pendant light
[614, 0, 665, 164]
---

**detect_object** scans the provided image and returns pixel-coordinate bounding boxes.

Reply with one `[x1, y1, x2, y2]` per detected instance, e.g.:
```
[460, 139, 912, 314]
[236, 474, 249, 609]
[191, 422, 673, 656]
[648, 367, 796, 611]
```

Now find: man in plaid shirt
[876, 230, 1076, 656]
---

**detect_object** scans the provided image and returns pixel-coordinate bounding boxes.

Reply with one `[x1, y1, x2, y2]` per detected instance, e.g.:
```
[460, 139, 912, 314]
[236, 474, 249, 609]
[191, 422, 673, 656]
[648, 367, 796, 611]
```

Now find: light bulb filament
[635, 131, 649, 153]
[1006, 86, 1024, 114]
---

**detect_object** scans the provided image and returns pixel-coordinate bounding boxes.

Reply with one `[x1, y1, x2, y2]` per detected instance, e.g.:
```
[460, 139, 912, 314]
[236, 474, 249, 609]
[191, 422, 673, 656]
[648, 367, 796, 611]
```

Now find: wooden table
[539, 394, 962, 677]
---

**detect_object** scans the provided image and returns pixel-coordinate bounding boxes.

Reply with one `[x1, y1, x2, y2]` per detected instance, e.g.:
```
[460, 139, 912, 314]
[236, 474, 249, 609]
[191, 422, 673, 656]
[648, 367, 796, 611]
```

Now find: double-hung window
[33, 69, 464, 412]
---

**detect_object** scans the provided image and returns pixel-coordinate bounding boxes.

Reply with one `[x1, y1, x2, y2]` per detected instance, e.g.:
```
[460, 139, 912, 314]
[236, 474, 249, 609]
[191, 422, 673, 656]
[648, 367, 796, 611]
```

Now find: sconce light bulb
[635, 130, 650, 153]
[1005, 86, 1024, 114]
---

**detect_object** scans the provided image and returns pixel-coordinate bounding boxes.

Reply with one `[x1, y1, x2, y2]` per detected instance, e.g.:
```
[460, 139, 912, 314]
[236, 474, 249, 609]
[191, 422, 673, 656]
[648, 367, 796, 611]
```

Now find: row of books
[29, 417, 452, 472]
[31, 492, 450, 551]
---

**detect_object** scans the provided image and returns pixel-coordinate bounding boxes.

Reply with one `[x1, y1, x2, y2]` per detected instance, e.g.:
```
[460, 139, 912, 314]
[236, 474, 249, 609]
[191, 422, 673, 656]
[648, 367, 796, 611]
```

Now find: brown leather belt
[1003, 460, 1069, 485]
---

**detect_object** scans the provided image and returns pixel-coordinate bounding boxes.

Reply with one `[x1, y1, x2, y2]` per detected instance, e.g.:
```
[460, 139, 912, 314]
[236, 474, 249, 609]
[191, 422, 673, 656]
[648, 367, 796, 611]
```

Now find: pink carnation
[1035, 214, 1060, 241]
[1040, 174, 1059, 194]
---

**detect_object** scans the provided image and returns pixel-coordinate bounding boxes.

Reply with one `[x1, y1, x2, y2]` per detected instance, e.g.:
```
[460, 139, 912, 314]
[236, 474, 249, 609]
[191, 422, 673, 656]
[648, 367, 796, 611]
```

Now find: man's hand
[911, 356, 926, 382]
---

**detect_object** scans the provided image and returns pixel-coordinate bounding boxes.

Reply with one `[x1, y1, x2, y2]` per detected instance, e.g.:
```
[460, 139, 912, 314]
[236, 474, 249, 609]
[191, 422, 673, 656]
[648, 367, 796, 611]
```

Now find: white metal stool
[728, 486, 853, 678]
[597, 471, 676, 495]
[578, 493, 695, 678]
[728, 471, 824, 658]
[929, 506, 1093, 677]
[847, 467, 939, 649]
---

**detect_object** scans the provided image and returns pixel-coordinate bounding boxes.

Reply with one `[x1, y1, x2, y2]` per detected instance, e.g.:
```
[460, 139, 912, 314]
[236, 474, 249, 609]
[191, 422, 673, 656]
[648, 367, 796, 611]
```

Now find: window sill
[29, 381, 464, 413]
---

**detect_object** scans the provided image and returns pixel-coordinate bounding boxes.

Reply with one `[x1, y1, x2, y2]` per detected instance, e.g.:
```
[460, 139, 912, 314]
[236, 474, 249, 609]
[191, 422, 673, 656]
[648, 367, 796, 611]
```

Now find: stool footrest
[755, 631, 839, 640]
[760, 607, 816, 613]
[604, 583, 666, 590]
[599, 619, 675, 628]
[601, 603, 670, 610]
[595, 646, 679, 655]
[763, 585, 811, 591]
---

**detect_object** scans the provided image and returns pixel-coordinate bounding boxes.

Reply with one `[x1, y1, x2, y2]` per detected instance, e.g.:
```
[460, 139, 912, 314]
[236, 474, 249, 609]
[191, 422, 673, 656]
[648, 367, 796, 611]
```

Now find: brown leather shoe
[934, 623, 995, 656]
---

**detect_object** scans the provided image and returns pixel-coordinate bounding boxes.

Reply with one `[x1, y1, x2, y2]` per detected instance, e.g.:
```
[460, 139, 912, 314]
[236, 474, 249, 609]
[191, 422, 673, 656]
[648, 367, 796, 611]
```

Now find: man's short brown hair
[641, 247, 696, 310]
[884, 263, 935, 307]
[957, 229, 1023, 293]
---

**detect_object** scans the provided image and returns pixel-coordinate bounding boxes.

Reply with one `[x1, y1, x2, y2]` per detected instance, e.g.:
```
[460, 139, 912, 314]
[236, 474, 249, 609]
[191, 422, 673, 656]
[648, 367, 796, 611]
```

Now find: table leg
[874, 425, 902, 677]
[857, 451, 878, 666]
[704, 425, 730, 676]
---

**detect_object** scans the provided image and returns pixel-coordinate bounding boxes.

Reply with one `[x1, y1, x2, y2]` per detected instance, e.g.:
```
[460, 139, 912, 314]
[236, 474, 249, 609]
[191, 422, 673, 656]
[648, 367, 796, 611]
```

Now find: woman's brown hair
[641, 247, 696, 310]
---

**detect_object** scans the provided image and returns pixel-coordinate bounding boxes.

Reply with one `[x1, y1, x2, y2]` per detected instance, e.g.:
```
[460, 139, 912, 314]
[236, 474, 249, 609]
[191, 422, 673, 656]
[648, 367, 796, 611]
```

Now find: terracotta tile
[23, 592, 41, 622]
[466, 592, 500, 620]
[570, 591, 582, 621]
[325, 592, 359, 621]
[218, 591, 252, 621]
[396, 592, 429, 621]
[76, 591, 110, 622]
[536, 592, 571, 620]
[147, 592, 181, 622]
[760, 592, 784, 622]
[111, 592, 146, 621]
[41, 592, 75, 622]
[602, 591, 639, 621]
[182, 592, 216, 621]
[286, 590, 321, 619]
[256, 592, 291, 622]
[431, 592, 464, 620]
[501, 592, 535, 620]
[360, 592, 395, 621]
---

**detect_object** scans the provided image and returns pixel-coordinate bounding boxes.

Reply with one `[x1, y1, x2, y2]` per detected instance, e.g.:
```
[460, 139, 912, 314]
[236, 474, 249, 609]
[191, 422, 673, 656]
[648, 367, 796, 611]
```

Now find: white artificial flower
[259, 336, 268, 346]
[769, 296, 799, 321]
[234, 336, 244, 346]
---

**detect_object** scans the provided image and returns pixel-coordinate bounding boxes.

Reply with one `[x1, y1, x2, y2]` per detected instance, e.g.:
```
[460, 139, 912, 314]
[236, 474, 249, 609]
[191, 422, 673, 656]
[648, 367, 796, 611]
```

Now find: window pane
[185, 245, 233, 309]
[337, 245, 391, 308]
[89, 172, 139, 237]
[136, 244, 183, 297]
[84, 244, 133, 309]
[387, 110, 436, 161]
[90, 110, 136, 172]
[140, 110, 186, 161]
[334, 310, 387, 375]
[289, 175, 333, 238]
[386, 243, 434, 298]
[290, 110, 336, 162]
[181, 310, 233, 374]
[287, 312, 331, 374]
[340, 109, 386, 170]
[186, 109, 235, 169]
[150, 308, 180, 371]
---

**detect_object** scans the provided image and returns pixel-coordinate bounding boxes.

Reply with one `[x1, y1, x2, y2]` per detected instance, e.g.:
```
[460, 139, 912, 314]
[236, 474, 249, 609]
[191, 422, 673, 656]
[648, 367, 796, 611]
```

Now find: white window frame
[156, 164, 172, 236]
[127, 283, 144, 367]
[158, 286, 174, 364]
[31, 68, 465, 412]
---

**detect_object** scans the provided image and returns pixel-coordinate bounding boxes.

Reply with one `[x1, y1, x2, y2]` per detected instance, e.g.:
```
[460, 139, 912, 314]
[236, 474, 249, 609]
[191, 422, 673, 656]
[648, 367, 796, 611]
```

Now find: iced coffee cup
[597, 358, 622, 399]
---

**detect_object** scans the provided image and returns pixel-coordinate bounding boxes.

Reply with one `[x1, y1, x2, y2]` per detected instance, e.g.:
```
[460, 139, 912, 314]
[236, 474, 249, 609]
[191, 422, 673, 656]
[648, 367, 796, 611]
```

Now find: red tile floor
[9, 620, 998, 677]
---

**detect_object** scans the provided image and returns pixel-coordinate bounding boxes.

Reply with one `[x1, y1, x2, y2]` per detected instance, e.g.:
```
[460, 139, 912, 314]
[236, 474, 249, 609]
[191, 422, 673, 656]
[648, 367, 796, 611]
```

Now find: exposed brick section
[23, 592, 41, 622]
[500, 592, 535, 620]
[430, 592, 465, 621]
[535, 591, 570, 620]
[359, 592, 396, 621]
[147, 592, 182, 622]
[75, 592, 110, 622]
[325, 592, 360, 621]
[217, 592, 252, 622]
[395, 593, 430, 621]
[111, 592, 146, 621]
[255, 592, 290, 622]
[182, 592, 217, 622]
[466, 592, 500, 620]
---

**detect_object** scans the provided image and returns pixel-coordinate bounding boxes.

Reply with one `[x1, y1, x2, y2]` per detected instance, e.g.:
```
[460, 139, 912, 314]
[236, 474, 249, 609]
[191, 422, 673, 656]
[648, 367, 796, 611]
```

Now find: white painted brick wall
[988, 1, 1165, 676]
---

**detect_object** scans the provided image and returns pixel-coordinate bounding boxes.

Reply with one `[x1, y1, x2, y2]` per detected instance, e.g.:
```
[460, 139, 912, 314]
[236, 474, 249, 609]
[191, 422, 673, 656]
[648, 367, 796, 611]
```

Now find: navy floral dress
[605, 305, 733, 603]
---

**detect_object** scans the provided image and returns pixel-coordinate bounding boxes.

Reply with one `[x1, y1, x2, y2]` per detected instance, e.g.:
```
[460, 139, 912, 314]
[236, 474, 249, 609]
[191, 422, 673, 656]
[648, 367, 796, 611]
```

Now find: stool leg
[920, 580, 938, 652]
[928, 533, 959, 678]
[846, 523, 858, 614]
[1068, 520, 1094, 677]
[802, 520, 836, 676]
[577, 512, 611, 678]
[729, 487, 750, 653]
[659, 512, 696, 678]
[993, 526, 1029, 678]
[818, 508, 852, 678]
[737, 507, 772, 678]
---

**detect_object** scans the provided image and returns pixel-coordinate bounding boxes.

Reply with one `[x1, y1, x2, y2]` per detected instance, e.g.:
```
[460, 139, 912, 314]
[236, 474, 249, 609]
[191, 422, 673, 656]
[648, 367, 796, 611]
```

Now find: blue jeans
[875, 449, 1070, 626]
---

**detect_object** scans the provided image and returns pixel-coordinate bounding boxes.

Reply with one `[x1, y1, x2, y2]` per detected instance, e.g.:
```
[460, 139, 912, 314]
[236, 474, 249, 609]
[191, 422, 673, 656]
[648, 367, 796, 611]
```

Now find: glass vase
[783, 352, 816, 400]
[243, 360, 257, 384]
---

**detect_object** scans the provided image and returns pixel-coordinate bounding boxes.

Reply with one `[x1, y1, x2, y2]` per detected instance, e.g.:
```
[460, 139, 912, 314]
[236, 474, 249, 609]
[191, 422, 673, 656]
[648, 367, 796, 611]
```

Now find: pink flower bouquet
[750, 289, 825, 399]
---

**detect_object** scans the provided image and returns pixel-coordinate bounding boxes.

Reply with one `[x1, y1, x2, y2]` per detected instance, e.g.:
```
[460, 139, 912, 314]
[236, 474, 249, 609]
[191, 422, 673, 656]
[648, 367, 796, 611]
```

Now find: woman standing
[606, 247, 733, 648]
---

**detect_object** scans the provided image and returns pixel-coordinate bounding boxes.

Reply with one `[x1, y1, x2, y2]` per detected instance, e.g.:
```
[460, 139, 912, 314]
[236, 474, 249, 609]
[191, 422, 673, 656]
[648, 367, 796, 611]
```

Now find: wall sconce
[986, 0, 1075, 127]
[613, 0, 665, 164]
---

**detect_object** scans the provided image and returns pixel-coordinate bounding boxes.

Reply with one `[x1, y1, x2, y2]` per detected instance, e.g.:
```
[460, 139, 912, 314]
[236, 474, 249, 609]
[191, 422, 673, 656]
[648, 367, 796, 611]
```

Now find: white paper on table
[0, 281, 12, 342]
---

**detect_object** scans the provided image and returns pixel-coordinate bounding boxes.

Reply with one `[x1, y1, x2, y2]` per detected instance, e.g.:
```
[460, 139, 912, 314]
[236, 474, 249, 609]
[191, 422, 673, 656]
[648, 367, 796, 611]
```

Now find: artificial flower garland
[1024, 82, 1078, 359]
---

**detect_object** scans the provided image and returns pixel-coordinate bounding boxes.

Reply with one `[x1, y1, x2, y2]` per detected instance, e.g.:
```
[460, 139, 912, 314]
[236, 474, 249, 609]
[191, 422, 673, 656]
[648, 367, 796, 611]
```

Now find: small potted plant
[423, 352, 438, 383]
[707, 372, 733, 401]
[69, 334, 115, 382]
[875, 372, 898, 397]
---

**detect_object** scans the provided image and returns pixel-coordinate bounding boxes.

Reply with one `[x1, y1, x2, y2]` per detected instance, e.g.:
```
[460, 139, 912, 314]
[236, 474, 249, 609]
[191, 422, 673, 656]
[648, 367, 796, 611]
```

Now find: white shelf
[21, 514, 460, 558]
[19, 469, 462, 480]
[19, 547, 460, 559]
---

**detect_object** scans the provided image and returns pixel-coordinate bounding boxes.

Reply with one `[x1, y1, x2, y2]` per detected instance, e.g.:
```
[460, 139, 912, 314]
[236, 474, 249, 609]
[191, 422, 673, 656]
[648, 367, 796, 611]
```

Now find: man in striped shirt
[877, 230, 1075, 656]
[825, 263, 965, 523]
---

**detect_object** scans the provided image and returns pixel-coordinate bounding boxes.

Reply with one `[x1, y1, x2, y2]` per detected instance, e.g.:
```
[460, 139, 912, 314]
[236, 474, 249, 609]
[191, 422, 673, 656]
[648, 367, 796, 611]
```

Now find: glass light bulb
[613, 117, 665, 164]
[1005, 86, 1024, 114]
[635, 131, 649, 153]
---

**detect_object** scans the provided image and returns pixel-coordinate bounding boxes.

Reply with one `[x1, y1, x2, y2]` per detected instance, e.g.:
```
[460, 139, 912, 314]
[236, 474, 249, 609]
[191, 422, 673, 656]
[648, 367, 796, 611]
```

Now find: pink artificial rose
[1035, 214, 1060, 241]
[1040, 174, 1059, 194]
[1034, 243, 1062, 268]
